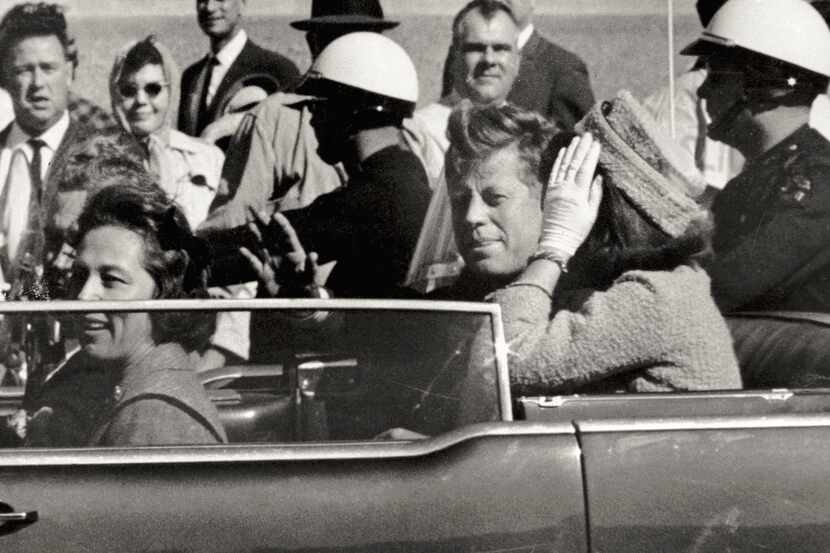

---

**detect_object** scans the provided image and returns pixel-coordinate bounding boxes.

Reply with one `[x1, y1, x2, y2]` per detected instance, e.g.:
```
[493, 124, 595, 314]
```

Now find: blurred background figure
[681, 0, 830, 313]
[110, 35, 224, 231]
[0, 2, 96, 296]
[440, 0, 594, 130]
[179, 0, 300, 144]
[644, 0, 744, 192]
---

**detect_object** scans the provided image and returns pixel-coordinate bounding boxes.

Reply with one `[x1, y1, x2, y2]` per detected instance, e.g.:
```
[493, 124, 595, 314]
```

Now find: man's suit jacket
[0, 117, 93, 272]
[441, 30, 595, 130]
[178, 38, 300, 138]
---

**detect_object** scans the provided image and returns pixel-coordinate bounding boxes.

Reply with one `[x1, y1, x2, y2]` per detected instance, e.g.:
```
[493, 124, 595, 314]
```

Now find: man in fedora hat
[198, 0, 399, 236]
[195, 0, 401, 371]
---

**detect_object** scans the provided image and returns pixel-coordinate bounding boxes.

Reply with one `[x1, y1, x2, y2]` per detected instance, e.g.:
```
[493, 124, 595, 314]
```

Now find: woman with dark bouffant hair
[21, 168, 226, 447]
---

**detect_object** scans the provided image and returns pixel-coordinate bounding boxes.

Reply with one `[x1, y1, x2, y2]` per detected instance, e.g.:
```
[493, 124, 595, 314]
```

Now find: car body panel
[578, 416, 830, 553]
[0, 423, 586, 553]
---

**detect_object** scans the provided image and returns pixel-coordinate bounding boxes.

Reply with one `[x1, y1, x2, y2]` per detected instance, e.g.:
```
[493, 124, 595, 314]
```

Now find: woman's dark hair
[546, 132, 715, 290]
[74, 170, 214, 351]
[120, 36, 164, 79]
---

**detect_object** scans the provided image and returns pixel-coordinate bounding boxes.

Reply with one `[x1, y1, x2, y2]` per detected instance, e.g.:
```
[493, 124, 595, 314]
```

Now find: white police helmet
[297, 32, 418, 117]
[682, 0, 830, 78]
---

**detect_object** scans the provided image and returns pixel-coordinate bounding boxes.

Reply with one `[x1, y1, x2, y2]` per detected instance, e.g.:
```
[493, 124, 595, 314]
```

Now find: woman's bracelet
[503, 281, 553, 299]
[528, 247, 571, 273]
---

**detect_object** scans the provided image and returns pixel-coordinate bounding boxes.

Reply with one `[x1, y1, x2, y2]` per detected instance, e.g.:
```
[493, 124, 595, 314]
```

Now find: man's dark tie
[197, 56, 220, 133]
[27, 138, 45, 201]
[14, 138, 48, 276]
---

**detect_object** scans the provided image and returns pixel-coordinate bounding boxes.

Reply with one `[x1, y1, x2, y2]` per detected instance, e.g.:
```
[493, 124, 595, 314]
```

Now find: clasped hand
[539, 133, 603, 257]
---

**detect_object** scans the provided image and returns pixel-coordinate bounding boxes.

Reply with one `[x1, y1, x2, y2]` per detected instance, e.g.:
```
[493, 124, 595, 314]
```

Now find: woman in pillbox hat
[472, 93, 741, 393]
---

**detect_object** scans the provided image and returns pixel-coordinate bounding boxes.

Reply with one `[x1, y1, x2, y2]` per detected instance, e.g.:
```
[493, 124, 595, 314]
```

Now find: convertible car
[0, 299, 828, 553]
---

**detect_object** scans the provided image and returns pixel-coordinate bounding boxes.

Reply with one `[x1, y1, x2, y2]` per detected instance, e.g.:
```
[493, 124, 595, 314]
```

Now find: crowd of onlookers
[0, 0, 830, 447]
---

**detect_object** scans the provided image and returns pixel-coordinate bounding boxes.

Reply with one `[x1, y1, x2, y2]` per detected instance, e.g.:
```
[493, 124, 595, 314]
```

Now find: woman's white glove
[538, 133, 604, 257]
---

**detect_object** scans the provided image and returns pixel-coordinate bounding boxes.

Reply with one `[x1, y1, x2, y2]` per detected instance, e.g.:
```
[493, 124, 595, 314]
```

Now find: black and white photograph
[0, 0, 829, 551]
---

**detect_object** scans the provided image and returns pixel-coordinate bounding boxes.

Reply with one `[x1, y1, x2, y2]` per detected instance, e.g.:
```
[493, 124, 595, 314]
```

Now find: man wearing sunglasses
[681, 0, 830, 313]
[0, 2, 95, 293]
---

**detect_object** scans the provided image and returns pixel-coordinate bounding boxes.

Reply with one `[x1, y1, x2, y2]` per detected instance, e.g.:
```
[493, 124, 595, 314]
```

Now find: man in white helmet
[682, 0, 830, 312]
[226, 32, 431, 299]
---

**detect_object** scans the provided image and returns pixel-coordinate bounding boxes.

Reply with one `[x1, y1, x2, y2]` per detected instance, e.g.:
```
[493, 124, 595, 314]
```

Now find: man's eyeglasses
[118, 82, 168, 99]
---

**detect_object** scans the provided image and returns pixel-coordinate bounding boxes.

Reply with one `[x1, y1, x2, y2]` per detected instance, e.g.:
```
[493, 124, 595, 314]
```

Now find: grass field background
[68, 13, 701, 112]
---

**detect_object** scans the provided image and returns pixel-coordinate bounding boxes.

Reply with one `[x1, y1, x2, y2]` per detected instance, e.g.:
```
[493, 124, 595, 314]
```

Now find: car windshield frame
[0, 297, 513, 423]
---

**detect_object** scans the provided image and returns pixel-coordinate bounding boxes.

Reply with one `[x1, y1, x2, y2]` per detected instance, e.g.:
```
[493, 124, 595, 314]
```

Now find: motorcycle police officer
[682, 0, 830, 312]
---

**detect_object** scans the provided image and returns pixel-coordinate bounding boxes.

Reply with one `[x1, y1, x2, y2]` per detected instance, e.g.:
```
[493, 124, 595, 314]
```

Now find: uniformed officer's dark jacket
[708, 125, 830, 312]
[282, 144, 431, 298]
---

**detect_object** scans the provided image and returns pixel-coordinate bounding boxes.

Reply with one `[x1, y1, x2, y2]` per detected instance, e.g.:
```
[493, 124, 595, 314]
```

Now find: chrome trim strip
[519, 388, 825, 407]
[490, 303, 513, 422]
[577, 413, 830, 433]
[0, 422, 575, 466]
[0, 298, 502, 314]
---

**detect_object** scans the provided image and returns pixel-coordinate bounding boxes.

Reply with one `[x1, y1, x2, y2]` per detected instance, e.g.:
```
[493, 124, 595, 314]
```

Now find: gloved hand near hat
[538, 133, 603, 259]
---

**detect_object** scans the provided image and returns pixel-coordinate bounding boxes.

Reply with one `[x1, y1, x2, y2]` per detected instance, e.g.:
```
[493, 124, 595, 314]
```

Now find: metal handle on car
[0, 511, 38, 523]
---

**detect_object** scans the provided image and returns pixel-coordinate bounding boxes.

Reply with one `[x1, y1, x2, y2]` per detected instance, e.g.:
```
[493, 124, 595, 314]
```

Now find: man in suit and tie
[440, 0, 594, 130]
[179, 0, 300, 140]
[0, 2, 93, 294]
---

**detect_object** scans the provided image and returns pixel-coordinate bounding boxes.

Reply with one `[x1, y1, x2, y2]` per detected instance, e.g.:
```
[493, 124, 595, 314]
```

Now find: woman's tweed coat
[489, 264, 742, 394]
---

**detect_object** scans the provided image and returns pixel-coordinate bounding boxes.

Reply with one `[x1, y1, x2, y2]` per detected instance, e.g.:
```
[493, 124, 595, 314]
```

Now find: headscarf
[109, 36, 181, 188]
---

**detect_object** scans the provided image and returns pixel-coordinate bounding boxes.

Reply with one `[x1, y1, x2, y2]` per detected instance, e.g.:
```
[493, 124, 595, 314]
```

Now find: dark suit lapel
[43, 118, 87, 209]
[206, 38, 254, 123]
[519, 31, 544, 65]
[188, 55, 212, 135]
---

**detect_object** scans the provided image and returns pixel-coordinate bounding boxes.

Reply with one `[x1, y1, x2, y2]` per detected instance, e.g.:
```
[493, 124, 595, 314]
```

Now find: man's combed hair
[445, 99, 559, 192]
[452, 0, 517, 42]
[0, 3, 71, 66]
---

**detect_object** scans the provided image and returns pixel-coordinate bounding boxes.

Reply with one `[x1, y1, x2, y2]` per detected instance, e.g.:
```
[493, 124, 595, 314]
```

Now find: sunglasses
[118, 82, 168, 99]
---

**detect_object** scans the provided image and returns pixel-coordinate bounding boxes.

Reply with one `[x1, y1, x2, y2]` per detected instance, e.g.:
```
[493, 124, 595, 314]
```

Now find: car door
[522, 390, 830, 553]
[0, 299, 588, 553]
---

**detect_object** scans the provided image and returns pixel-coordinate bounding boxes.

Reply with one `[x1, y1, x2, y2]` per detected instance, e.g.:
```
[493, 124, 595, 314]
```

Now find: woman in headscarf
[110, 35, 224, 231]
[111, 37, 253, 372]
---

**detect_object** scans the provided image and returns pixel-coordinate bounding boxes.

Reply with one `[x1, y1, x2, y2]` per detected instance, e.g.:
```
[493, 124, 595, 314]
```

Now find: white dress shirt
[0, 110, 70, 184]
[206, 29, 248, 106]
[0, 111, 70, 281]
[0, 89, 13, 131]
[518, 23, 534, 50]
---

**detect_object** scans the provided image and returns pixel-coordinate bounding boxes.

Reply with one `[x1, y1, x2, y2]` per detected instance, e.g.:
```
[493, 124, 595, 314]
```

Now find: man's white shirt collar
[206, 29, 247, 105]
[518, 23, 534, 50]
[211, 29, 247, 68]
[6, 110, 70, 158]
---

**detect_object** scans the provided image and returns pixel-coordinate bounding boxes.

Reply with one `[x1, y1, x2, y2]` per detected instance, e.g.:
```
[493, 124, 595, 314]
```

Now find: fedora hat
[291, 0, 399, 31]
